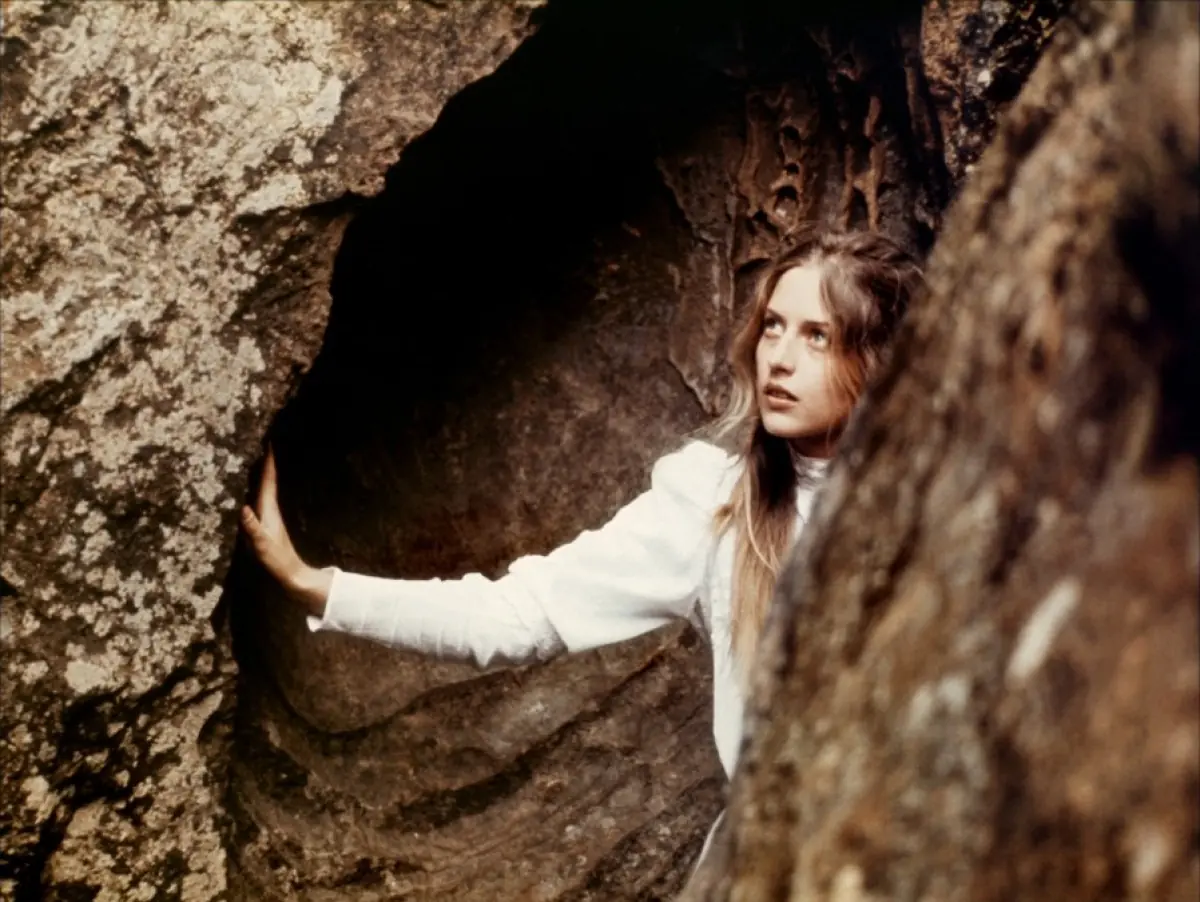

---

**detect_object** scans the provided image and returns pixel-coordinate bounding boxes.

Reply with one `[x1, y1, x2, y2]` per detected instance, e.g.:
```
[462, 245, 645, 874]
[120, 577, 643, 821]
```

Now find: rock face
[1, 2, 542, 898]
[685, 2, 1199, 899]
[2, 0, 1066, 899]
[921, 0, 1070, 183]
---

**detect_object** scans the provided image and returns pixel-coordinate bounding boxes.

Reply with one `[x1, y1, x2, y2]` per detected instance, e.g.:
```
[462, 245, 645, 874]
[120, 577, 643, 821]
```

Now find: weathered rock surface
[685, 2, 1199, 899]
[2, 0, 1066, 899]
[921, 0, 1069, 183]
[1, 2, 542, 898]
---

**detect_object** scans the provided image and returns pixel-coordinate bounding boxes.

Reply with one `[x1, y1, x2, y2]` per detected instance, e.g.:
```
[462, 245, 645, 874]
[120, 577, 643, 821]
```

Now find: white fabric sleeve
[305, 440, 736, 668]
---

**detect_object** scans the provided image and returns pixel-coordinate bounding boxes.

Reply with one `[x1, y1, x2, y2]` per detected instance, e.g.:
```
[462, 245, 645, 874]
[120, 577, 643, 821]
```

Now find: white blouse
[308, 439, 826, 780]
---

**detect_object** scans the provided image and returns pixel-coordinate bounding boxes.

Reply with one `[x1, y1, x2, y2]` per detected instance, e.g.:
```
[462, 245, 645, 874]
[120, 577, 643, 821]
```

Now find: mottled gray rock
[1, 2, 541, 898]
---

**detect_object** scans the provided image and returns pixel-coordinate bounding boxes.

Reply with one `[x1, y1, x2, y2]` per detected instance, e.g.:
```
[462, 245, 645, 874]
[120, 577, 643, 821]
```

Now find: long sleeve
[306, 440, 738, 668]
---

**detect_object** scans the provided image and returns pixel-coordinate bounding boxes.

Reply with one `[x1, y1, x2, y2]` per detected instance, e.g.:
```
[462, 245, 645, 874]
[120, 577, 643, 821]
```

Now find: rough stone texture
[2, 0, 1065, 899]
[663, 5, 959, 417]
[921, 0, 1070, 184]
[685, 2, 1199, 899]
[1, 2, 542, 898]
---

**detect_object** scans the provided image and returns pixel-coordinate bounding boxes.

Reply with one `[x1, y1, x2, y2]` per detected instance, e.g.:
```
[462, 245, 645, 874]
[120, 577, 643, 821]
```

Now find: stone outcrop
[921, 0, 1070, 183]
[685, 2, 1199, 899]
[1, 2, 542, 898]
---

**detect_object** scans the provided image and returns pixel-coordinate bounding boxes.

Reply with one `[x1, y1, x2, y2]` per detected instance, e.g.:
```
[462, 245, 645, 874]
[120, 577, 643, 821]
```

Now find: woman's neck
[788, 431, 839, 461]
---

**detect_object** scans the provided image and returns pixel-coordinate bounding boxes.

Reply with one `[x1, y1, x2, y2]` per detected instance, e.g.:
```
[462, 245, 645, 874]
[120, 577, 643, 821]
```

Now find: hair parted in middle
[707, 224, 925, 675]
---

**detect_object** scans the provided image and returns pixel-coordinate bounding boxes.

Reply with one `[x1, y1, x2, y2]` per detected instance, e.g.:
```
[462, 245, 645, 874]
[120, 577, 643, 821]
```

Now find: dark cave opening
[267, 0, 764, 584]
[251, 0, 935, 585]
[221, 0, 942, 894]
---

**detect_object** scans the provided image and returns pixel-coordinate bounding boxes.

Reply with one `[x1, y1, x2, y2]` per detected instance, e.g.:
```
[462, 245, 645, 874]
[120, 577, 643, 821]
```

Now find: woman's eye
[809, 328, 830, 348]
[762, 316, 783, 336]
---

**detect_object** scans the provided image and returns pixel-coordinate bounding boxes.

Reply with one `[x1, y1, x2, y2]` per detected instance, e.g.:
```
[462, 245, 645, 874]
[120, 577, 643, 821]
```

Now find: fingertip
[241, 506, 259, 532]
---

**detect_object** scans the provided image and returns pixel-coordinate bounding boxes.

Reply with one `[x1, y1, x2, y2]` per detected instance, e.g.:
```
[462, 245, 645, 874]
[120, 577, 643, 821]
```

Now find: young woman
[241, 225, 923, 862]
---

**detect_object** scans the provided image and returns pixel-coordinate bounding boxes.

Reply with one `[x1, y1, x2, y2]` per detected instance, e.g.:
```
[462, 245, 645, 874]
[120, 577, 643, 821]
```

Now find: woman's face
[754, 262, 853, 455]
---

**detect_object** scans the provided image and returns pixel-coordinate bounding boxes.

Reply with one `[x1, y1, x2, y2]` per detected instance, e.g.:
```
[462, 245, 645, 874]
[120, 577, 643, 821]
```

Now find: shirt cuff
[305, 566, 346, 633]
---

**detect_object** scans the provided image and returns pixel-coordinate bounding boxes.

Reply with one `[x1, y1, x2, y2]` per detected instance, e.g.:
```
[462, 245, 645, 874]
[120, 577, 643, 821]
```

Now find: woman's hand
[240, 447, 332, 618]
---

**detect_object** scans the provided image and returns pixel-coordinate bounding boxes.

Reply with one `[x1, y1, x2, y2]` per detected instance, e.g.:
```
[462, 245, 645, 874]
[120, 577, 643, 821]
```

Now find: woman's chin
[759, 410, 805, 439]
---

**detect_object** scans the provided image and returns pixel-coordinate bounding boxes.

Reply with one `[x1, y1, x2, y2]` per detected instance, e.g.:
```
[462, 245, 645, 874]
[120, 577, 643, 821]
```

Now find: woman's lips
[762, 386, 797, 408]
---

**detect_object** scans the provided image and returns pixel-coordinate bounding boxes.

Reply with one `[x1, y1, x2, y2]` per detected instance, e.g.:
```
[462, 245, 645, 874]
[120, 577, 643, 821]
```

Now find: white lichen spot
[22, 660, 50, 684]
[830, 864, 868, 902]
[290, 138, 313, 166]
[22, 775, 57, 820]
[236, 171, 306, 216]
[906, 672, 971, 733]
[19, 610, 41, 636]
[92, 613, 115, 638]
[1126, 821, 1174, 892]
[936, 672, 971, 713]
[1036, 394, 1063, 432]
[1007, 577, 1081, 687]
[907, 683, 936, 733]
[81, 529, 114, 565]
[65, 657, 115, 695]
[2, 412, 51, 466]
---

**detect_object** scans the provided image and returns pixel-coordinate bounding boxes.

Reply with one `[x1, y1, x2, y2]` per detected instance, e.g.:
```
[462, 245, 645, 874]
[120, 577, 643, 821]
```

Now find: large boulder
[1, 2, 542, 898]
[686, 2, 1199, 899]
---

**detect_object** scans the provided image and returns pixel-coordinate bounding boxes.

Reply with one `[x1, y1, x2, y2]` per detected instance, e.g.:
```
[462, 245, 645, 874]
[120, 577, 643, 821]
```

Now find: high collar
[803, 456, 831, 476]
[793, 454, 828, 515]
[790, 446, 831, 480]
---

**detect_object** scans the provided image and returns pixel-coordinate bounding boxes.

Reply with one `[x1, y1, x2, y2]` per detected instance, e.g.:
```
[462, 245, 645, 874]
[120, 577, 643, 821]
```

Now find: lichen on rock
[1, 2, 542, 897]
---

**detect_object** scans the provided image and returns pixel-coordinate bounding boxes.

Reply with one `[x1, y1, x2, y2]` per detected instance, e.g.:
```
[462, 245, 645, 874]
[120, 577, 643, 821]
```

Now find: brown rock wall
[686, 3, 1199, 899]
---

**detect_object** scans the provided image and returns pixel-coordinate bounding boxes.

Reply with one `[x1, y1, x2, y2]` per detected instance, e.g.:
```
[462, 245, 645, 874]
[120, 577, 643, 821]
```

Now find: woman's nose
[767, 336, 796, 372]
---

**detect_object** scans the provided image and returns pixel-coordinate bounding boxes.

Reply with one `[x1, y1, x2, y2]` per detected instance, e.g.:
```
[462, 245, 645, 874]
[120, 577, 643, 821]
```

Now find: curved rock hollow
[224, 6, 734, 897]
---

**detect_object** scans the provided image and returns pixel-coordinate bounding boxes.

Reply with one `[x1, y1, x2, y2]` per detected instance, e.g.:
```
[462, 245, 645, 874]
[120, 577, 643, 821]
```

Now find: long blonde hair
[709, 226, 924, 673]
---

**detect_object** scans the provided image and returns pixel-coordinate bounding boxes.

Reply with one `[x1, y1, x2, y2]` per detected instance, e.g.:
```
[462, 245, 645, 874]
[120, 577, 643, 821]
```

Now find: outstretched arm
[242, 442, 736, 668]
